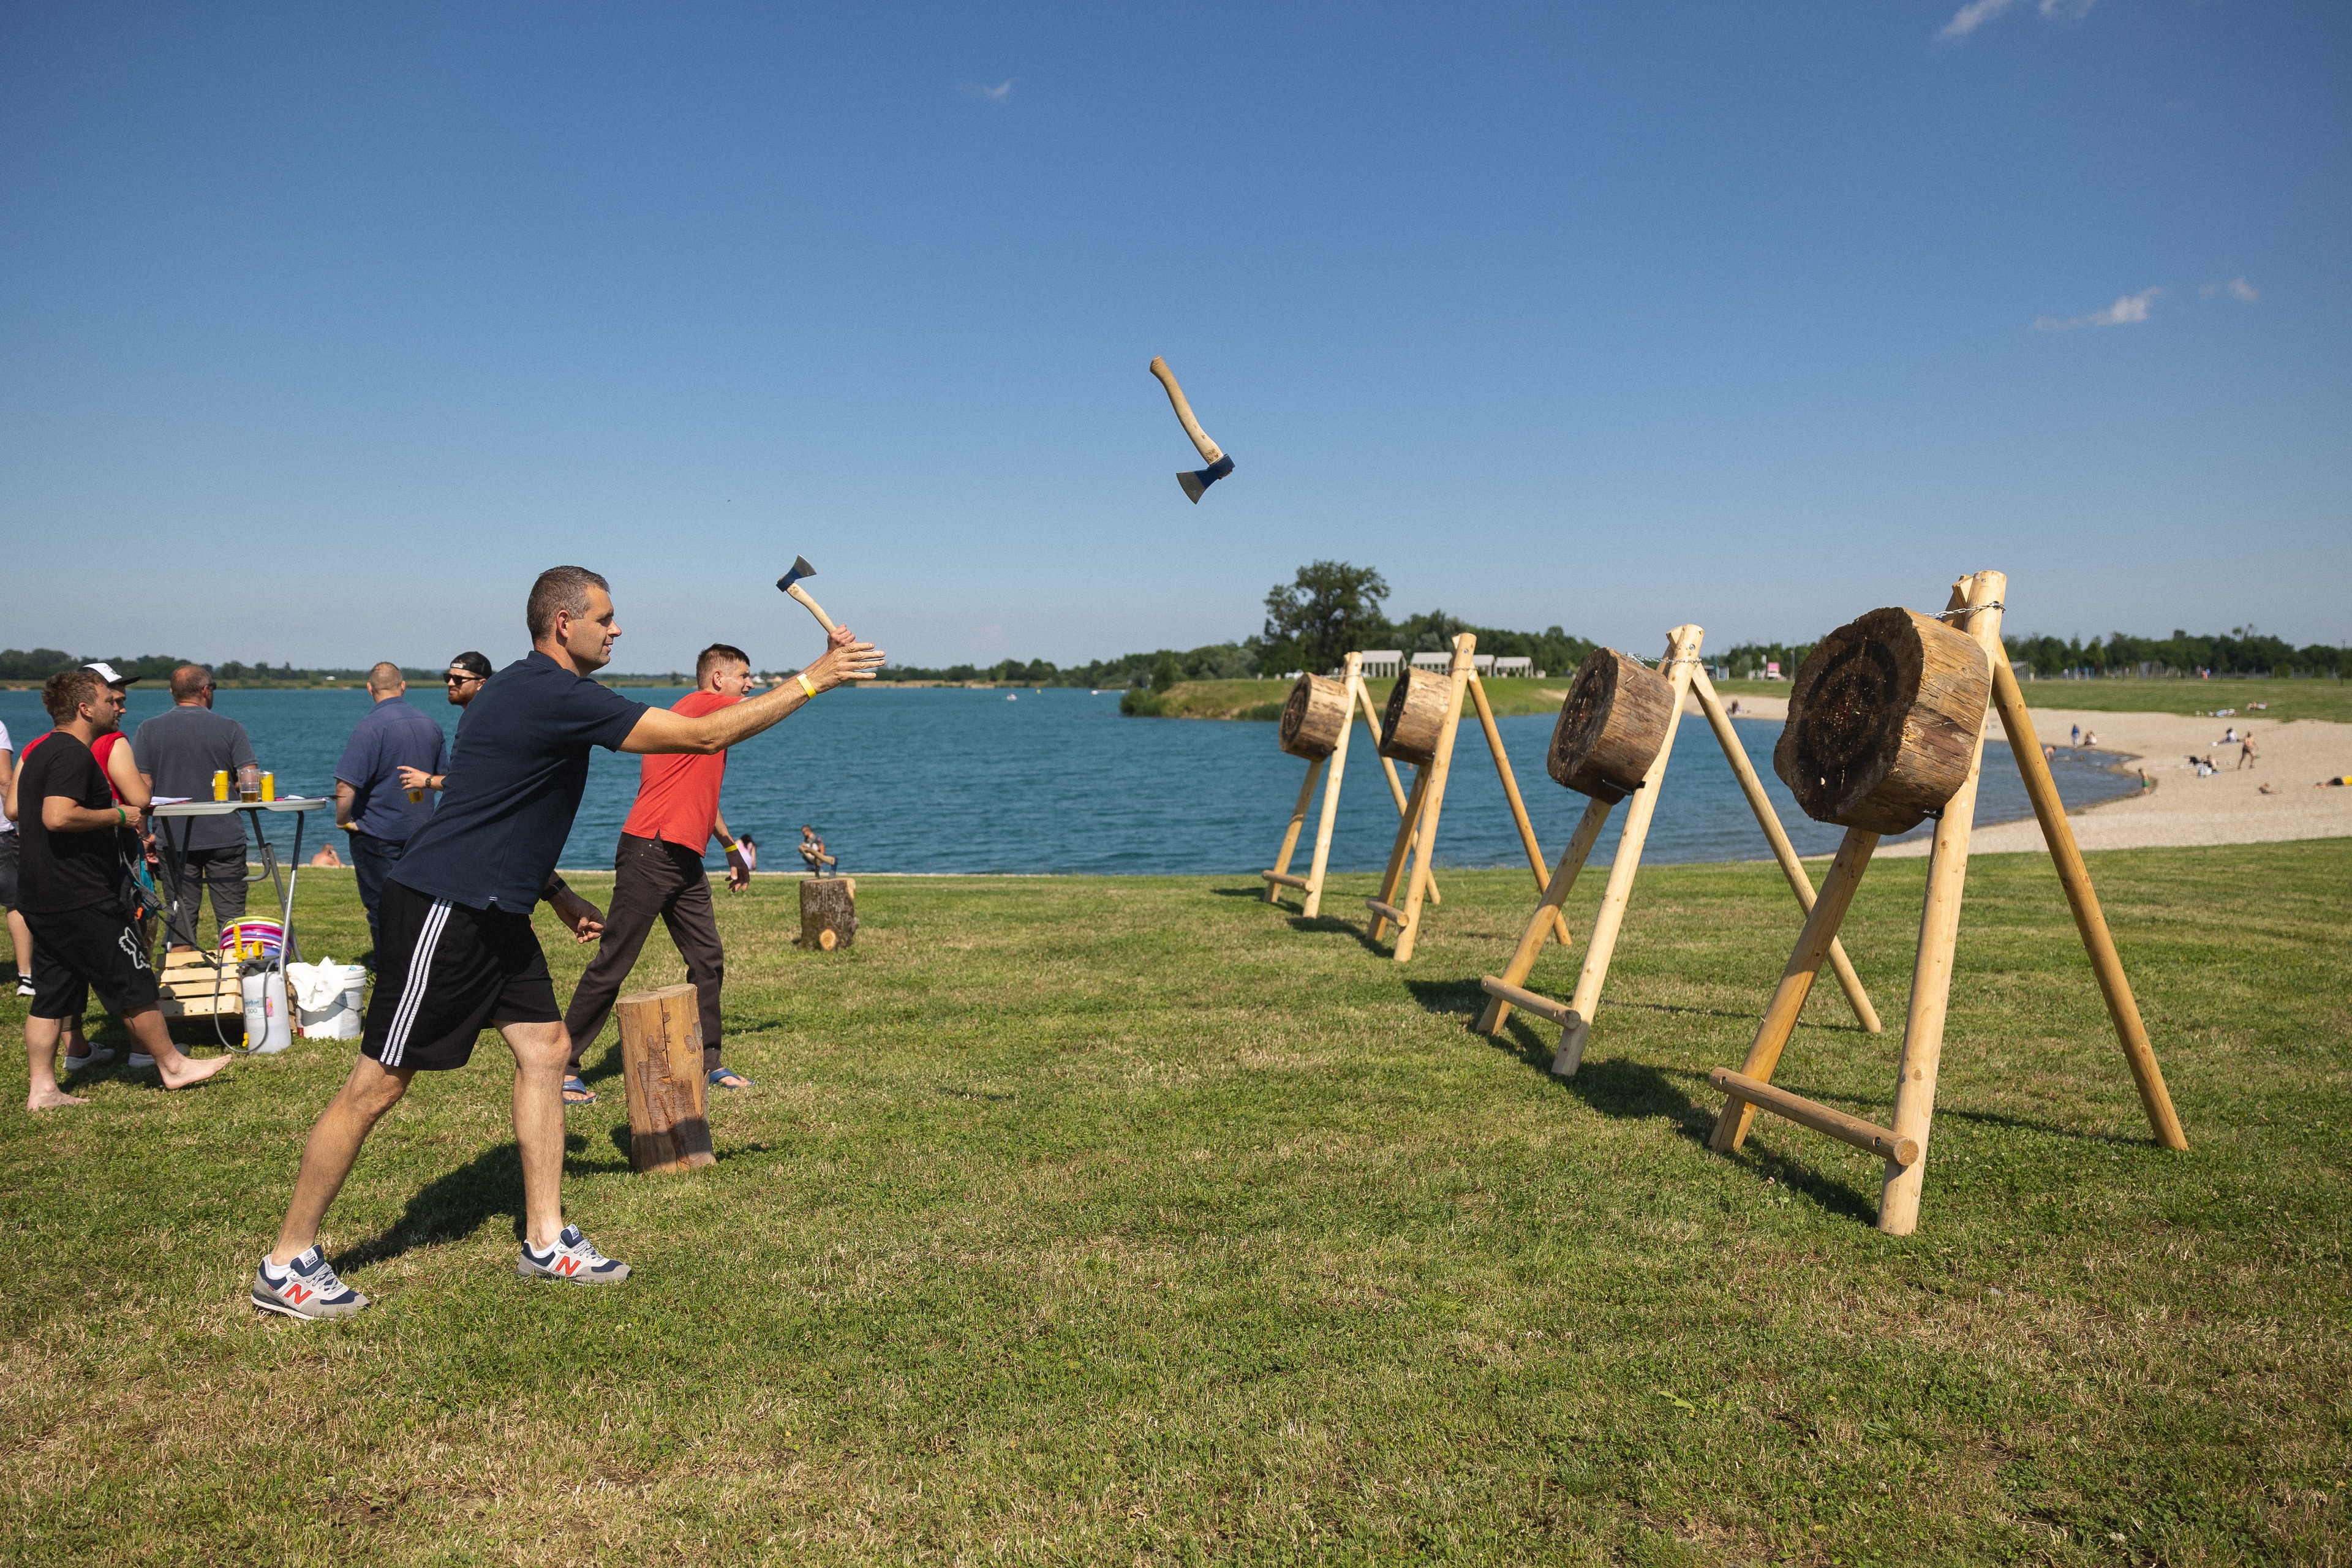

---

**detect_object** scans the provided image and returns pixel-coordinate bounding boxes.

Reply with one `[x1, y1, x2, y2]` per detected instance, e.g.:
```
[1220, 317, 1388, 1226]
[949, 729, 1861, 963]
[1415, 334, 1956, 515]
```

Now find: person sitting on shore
[2258, 782, 2278, 796]
[311, 843, 342, 868]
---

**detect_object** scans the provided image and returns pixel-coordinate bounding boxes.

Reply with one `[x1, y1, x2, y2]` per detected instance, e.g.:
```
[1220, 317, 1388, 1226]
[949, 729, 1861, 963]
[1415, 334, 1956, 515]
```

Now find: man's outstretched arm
[620, 626, 883, 756]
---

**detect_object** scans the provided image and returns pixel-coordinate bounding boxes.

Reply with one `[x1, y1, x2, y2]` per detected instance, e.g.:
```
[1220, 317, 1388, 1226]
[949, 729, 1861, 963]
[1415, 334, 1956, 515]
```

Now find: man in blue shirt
[334, 663, 448, 954]
[252, 565, 884, 1320]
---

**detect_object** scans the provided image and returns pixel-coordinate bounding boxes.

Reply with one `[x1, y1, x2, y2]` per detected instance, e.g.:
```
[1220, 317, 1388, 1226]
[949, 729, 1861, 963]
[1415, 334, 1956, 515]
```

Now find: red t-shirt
[620, 690, 739, 854]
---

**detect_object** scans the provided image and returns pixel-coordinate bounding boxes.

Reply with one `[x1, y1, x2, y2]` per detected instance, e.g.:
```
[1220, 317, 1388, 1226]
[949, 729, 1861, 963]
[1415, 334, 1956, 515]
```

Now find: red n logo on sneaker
[556, 1256, 580, 1276]
[284, 1283, 314, 1305]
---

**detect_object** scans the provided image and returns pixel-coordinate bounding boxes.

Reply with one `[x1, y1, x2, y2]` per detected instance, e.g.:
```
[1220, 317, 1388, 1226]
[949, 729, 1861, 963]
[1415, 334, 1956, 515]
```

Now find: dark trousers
[162, 843, 247, 950]
[349, 831, 407, 952]
[564, 834, 726, 1074]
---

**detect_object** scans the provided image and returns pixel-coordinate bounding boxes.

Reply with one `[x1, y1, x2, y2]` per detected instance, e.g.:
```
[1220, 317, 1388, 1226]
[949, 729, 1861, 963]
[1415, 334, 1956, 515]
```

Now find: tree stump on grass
[1378, 669, 1453, 766]
[799, 876, 858, 951]
[1774, 607, 1991, 834]
[616, 983, 715, 1175]
[1278, 673, 1349, 760]
[1547, 647, 1675, 803]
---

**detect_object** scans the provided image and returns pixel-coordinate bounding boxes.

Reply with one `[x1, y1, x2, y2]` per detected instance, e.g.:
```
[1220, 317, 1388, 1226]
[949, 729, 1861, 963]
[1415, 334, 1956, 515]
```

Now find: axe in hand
[1148, 356, 1235, 503]
[775, 555, 838, 632]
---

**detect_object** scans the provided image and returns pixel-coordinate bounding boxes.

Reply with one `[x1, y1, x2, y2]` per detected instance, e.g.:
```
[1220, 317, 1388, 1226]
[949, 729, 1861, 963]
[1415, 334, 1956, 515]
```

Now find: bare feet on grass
[28, 1086, 91, 1111]
[157, 1054, 232, 1090]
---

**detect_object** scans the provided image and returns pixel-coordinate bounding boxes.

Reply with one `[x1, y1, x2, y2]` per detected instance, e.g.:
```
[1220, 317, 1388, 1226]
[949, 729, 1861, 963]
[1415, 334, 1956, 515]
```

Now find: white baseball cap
[83, 661, 140, 687]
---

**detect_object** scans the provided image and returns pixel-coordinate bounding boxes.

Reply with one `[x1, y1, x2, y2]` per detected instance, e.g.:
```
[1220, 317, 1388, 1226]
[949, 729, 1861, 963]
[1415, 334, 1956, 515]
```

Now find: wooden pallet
[156, 949, 240, 1019]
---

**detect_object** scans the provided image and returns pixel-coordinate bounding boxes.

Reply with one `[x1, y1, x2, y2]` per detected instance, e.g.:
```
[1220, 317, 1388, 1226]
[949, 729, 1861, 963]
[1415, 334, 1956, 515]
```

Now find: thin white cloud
[963, 78, 1014, 105]
[2198, 277, 2261, 302]
[1939, 0, 2095, 43]
[2033, 286, 2160, 331]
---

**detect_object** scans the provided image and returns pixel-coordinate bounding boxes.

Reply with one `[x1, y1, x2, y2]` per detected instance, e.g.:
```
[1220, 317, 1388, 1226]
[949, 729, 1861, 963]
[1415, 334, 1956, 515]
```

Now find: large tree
[1262, 560, 1390, 675]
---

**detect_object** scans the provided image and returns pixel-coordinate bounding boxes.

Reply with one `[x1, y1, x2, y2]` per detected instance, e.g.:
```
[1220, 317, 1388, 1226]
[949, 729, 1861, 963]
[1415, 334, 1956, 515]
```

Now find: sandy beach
[1676, 692, 2352, 855]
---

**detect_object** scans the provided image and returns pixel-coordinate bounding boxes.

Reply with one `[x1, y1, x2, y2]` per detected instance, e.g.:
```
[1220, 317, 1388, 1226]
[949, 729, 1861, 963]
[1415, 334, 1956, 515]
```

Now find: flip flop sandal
[707, 1069, 754, 1090]
[561, 1076, 597, 1106]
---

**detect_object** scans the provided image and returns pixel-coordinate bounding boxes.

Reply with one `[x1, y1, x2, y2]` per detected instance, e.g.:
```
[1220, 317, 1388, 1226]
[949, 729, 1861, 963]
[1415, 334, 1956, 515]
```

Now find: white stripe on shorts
[380, 897, 453, 1068]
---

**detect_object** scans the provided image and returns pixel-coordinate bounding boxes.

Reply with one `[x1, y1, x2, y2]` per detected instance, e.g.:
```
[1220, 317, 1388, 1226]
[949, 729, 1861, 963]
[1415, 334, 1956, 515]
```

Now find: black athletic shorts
[361, 880, 560, 1072]
[24, 899, 160, 1022]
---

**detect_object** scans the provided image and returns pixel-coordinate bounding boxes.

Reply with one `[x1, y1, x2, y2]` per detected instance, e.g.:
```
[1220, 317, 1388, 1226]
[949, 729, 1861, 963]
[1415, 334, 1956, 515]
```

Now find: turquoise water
[0, 685, 2138, 877]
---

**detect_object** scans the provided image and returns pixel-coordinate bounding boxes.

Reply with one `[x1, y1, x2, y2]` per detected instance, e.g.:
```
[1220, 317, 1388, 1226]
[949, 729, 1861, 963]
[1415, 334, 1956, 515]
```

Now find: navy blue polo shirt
[390, 652, 646, 911]
[334, 696, 448, 843]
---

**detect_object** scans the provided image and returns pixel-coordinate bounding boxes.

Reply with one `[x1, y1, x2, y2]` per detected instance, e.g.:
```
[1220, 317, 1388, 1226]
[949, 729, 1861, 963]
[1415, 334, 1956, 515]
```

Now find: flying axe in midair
[775, 555, 837, 631]
[1148, 356, 1235, 503]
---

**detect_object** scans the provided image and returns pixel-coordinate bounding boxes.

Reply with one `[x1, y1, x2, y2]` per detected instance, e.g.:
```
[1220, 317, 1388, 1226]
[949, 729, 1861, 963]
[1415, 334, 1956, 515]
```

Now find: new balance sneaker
[252, 1248, 370, 1321]
[62, 1047, 117, 1073]
[13, 978, 32, 998]
[128, 1051, 156, 1070]
[518, 1226, 630, 1284]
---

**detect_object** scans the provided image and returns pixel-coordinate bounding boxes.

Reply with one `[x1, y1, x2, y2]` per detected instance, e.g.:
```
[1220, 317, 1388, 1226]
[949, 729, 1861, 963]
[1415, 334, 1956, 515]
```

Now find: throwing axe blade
[775, 554, 839, 632]
[1148, 356, 1235, 503]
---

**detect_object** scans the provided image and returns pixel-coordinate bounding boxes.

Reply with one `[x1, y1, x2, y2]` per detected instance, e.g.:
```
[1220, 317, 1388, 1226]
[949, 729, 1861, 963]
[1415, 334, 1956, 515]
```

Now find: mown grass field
[4, 842, 2348, 1564]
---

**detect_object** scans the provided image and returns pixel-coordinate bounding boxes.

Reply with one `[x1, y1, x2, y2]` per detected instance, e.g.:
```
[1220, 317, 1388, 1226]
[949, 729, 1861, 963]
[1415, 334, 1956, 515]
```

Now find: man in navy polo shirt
[253, 565, 883, 1319]
[333, 662, 448, 953]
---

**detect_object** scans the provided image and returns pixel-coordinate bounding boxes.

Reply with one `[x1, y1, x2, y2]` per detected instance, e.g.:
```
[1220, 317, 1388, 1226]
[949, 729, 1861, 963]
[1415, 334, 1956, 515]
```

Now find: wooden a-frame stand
[1706, 570, 2188, 1237]
[1474, 623, 1882, 1076]
[1365, 633, 1573, 962]
[1262, 652, 1447, 918]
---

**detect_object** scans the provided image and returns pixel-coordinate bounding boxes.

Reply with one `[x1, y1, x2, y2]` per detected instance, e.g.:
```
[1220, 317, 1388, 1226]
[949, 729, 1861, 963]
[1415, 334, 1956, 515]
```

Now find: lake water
[0, 685, 2138, 877]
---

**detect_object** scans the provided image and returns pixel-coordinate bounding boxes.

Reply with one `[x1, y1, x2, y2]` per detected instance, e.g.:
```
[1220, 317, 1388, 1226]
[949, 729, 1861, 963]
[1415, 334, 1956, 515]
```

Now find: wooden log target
[1278, 673, 1350, 760]
[1774, 608, 1991, 835]
[1378, 668, 1453, 766]
[1546, 647, 1675, 804]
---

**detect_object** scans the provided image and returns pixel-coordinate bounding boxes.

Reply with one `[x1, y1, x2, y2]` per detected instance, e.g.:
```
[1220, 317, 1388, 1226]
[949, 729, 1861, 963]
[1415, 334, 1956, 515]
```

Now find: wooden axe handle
[1148, 356, 1224, 465]
[785, 581, 839, 633]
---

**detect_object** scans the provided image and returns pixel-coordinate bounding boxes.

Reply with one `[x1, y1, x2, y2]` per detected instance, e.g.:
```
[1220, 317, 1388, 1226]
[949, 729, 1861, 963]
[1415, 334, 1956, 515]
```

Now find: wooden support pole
[1986, 662, 2187, 1149]
[1709, 826, 1882, 1152]
[1294, 657, 1363, 918]
[1357, 675, 1440, 907]
[1689, 667, 1882, 1035]
[1473, 795, 1612, 1033]
[1263, 753, 1327, 902]
[616, 983, 716, 1174]
[1878, 572, 2004, 1237]
[1466, 674, 1572, 946]
[1367, 763, 1430, 943]
[1554, 625, 1703, 1074]
[1709, 1069, 1918, 1167]
[1389, 635, 1477, 963]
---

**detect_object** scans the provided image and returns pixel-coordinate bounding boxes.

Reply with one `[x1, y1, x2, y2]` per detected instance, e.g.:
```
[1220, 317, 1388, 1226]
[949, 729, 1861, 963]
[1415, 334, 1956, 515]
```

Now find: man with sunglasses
[334, 663, 448, 954]
[395, 652, 491, 798]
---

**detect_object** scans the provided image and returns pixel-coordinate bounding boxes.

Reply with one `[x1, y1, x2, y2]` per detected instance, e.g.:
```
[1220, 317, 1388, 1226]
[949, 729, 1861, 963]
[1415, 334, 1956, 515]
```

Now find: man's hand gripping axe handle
[775, 555, 838, 633]
[1148, 356, 1235, 503]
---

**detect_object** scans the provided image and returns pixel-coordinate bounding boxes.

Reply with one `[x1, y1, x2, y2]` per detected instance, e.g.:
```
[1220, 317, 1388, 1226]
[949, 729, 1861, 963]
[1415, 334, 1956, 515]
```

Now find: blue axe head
[775, 555, 817, 594]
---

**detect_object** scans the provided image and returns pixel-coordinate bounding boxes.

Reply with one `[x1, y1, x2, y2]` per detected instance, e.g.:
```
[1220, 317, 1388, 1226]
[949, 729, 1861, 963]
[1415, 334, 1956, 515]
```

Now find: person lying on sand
[2259, 782, 2278, 796]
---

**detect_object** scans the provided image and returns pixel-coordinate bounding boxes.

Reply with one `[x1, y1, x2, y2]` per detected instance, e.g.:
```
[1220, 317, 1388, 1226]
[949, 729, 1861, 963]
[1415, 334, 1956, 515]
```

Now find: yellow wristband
[796, 672, 816, 698]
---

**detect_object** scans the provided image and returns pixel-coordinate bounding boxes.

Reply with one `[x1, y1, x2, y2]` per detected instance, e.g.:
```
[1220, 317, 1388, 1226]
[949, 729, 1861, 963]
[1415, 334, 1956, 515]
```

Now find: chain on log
[1278, 673, 1351, 760]
[1545, 647, 1675, 804]
[1774, 607, 1990, 834]
[1378, 668, 1453, 767]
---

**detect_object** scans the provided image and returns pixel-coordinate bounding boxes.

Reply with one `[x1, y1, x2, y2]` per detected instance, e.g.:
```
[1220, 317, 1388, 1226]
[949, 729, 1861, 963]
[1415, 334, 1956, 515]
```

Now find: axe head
[775, 554, 818, 593]
[1177, 454, 1235, 505]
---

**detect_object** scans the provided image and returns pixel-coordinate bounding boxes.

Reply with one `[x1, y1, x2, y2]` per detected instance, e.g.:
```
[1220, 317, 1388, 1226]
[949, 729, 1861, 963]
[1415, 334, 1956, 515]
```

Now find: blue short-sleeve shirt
[334, 696, 448, 843]
[389, 652, 646, 911]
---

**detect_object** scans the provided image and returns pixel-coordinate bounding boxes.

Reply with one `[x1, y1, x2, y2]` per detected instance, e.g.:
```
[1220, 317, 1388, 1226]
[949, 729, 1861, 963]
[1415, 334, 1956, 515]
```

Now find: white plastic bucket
[287, 960, 367, 1039]
[242, 969, 294, 1055]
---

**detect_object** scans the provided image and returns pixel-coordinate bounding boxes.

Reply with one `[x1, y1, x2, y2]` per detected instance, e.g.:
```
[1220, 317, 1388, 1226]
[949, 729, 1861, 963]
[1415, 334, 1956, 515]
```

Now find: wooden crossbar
[1478, 976, 1576, 1028]
[1364, 898, 1408, 925]
[1259, 871, 1311, 890]
[1709, 1069, 1917, 1167]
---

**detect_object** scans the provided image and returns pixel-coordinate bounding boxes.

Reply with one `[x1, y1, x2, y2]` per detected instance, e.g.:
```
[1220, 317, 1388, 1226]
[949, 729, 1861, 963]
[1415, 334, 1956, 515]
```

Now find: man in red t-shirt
[559, 643, 758, 1102]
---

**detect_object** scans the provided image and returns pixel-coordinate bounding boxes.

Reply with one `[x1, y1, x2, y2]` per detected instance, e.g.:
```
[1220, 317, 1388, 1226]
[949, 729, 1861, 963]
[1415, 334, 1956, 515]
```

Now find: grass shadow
[1208, 886, 1274, 900]
[1402, 976, 1492, 1022]
[330, 1133, 603, 1268]
[602, 1123, 778, 1166]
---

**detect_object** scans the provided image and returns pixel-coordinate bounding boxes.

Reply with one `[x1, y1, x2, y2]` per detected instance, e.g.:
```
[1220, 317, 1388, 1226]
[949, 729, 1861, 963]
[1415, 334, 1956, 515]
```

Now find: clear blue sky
[3, 2, 2345, 673]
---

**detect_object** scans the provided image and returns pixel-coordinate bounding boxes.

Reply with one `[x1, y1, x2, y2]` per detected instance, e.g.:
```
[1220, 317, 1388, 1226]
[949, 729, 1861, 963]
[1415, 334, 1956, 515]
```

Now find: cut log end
[1379, 668, 1452, 766]
[616, 982, 715, 1175]
[1774, 608, 1989, 833]
[799, 878, 858, 952]
[1546, 647, 1674, 802]
[1278, 673, 1349, 760]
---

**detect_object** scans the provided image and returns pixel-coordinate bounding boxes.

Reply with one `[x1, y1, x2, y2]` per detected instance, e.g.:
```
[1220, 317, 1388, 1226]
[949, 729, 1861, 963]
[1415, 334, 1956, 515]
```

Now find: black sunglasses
[445, 674, 483, 685]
